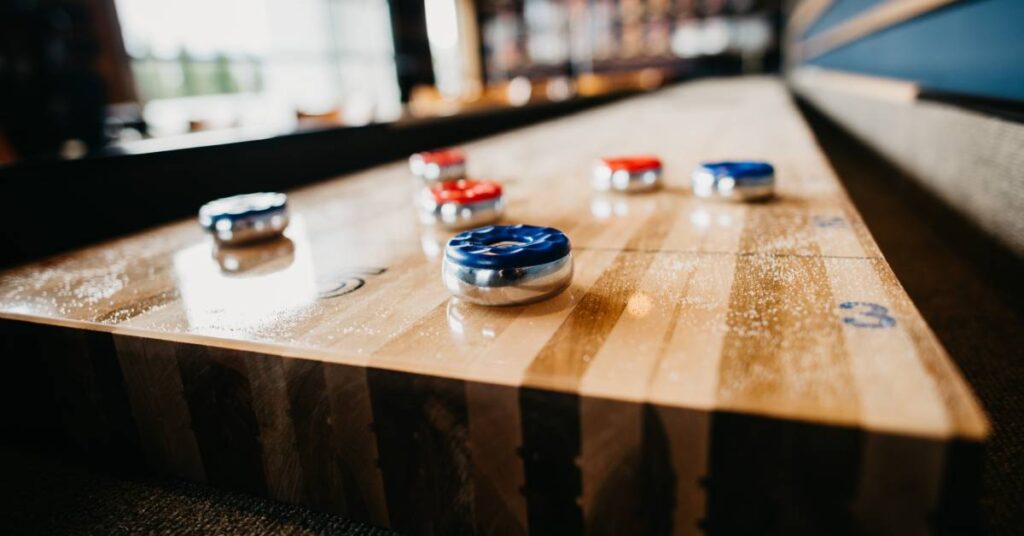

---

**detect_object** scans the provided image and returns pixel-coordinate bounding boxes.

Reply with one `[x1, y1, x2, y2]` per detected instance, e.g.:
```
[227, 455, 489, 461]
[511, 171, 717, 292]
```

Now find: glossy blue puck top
[697, 161, 774, 182]
[198, 192, 288, 229]
[445, 225, 571, 269]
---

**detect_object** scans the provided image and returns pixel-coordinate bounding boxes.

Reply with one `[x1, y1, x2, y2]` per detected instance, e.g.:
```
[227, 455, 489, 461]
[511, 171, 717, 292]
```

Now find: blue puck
[198, 192, 289, 245]
[697, 161, 774, 182]
[445, 224, 571, 270]
[692, 161, 775, 201]
[199, 192, 288, 229]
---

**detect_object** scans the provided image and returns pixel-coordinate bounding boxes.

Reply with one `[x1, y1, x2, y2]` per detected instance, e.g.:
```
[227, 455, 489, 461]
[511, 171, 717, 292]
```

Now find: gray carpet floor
[0, 445, 398, 535]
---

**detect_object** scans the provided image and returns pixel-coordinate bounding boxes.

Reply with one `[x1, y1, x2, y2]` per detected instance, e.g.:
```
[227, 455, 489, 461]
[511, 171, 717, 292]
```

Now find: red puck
[415, 149, 465, 166]
[430, 180, 502, 205]
[598, 156, 662, 172]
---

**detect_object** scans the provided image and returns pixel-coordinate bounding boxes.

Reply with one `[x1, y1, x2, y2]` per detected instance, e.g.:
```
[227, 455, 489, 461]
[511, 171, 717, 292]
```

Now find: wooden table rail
[0, 77, 987, 535]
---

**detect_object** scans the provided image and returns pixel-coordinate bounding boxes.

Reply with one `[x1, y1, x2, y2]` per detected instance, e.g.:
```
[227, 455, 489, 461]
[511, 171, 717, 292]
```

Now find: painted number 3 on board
[838, 301, 896, 329]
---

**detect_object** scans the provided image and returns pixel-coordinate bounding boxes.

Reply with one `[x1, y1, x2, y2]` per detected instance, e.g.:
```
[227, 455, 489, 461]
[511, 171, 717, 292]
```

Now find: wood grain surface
[0, 77, 988, 534]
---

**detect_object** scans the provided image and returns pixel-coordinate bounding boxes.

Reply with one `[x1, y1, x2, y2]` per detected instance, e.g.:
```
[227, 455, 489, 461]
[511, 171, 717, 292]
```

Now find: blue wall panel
[803, 0, 885, 39]
[806, 0, 1024, 101]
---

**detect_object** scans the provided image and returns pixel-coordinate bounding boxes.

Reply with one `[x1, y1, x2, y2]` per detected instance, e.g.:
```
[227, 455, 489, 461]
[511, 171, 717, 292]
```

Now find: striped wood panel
[0, 77, 987, 534]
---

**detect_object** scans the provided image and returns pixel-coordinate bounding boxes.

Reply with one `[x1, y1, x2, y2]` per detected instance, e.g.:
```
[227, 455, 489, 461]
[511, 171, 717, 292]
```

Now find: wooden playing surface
[0, 77, 988, 534]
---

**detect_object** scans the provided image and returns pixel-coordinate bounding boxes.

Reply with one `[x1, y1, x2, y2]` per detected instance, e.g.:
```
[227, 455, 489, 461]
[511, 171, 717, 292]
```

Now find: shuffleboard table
[0, 77, 988, 535]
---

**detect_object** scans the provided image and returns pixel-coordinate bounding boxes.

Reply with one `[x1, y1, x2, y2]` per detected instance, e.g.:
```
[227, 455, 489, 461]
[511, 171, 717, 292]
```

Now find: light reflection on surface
[213, 237, 295, 275]
[421, 233, 442, 259]
[446, 298, 500, 343]
[590, 196, 631, 220]
[174, 218, 317, 334]
[689, 206, 737, 231]
[690, 208, 711, 229]
[626, 293, 652, 318]
[419, 226, 455, 261]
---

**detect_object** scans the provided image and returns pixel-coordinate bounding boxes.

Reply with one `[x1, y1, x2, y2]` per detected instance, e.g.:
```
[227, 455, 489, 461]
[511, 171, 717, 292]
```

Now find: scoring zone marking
[813, 215, 846, 228]
[838, 301, 896, 329]
[316, 267, 388, 299]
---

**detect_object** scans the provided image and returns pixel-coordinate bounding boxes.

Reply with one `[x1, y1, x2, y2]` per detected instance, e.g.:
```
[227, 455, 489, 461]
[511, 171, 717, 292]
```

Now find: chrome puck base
[692, 170, 774, 201]
[443, 254, 573, 306]
[592, 166, 661, 193]
[210, 212, 290, 245]
[420, 195, 505, 230]
[691, 162, 776, 202]
[199, 192, 290, 246]
[409, 157, 466, 184]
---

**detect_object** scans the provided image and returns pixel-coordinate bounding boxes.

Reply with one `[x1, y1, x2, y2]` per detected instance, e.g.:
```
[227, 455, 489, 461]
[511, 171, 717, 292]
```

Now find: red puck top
[430, 180, 502, 204]
[415, 148, 465, 166]
[598, 156, 662, 172]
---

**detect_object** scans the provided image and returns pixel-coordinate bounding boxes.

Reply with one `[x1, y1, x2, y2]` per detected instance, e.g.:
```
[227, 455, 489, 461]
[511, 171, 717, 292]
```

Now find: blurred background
[0, 0, 1021, 266]
[1, 2, 1024, 534]
[0, 0, 780, 161]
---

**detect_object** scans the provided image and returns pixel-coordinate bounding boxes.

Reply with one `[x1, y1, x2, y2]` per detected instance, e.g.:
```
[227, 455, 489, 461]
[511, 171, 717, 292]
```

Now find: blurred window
[114, 0, 402, 137]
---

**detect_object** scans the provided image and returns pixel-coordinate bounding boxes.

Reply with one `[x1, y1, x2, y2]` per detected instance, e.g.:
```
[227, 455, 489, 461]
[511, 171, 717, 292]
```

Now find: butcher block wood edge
[0, 314, 987, 534]
[0, 310, 988, 442]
